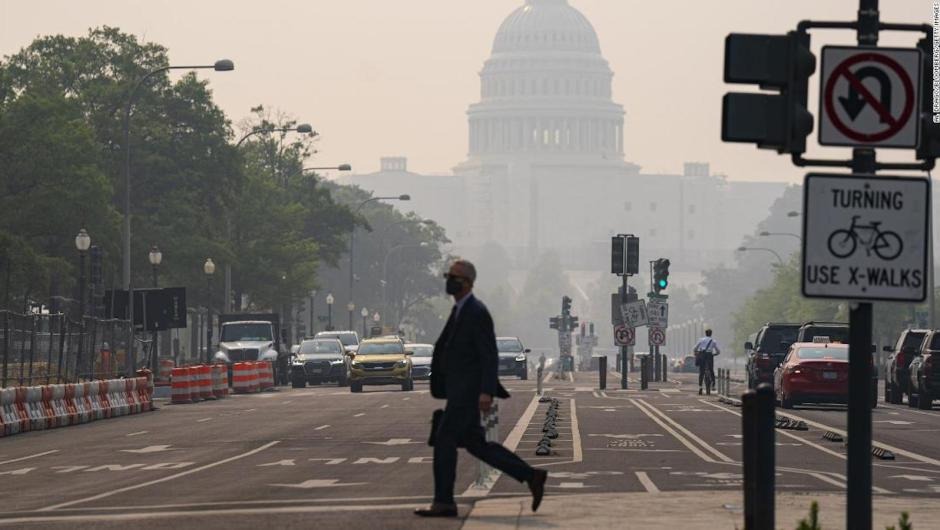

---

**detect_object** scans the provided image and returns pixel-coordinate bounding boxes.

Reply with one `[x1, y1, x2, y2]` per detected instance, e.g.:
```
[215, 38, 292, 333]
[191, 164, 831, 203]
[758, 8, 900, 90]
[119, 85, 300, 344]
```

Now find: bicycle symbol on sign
[827, 215, 903, 261]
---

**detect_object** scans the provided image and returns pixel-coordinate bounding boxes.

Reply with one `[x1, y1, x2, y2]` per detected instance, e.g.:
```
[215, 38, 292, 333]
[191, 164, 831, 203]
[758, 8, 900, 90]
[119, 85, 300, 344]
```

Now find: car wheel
[909, 392, 919, 408]
[918, 387, 933, 410]
[337, 375, 347, 387]
[350, 382, 363, 393]
[891, 383, 903, 405]
[781, 393, 794, 409]
[291, 377, 306, 389]
[884, 381, 893, 403]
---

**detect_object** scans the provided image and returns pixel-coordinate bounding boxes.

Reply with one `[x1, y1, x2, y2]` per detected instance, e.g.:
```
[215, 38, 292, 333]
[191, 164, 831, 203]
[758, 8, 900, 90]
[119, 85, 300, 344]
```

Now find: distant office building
[340, 0, 785, 272]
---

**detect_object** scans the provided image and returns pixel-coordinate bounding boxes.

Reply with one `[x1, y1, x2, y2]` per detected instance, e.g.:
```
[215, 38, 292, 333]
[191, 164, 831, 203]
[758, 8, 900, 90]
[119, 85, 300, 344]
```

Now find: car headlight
[351, 360, 362, 368]
[330, 359, 344, 364]
[396, 359, 409, 367]
[515, 354, 526, 362]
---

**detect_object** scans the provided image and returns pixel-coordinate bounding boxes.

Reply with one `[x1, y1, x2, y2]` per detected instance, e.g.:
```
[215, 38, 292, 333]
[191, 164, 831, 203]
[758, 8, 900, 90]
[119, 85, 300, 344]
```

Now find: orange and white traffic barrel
[247, 362, 260, 393]
[232, 362, 251, 394]
[198, 364, 215, 400]
[158, 359, 175, 384]
[188, 367, 203, 403]
[259, 361, 274, 391]
[211, 365, 227, 398]
[171, 367, 193, 404]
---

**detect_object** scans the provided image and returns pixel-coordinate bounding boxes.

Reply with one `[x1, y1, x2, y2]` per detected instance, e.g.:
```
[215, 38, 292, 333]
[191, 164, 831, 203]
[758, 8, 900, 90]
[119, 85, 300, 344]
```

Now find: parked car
[405, 343, 433, 380]
[290, 338, 349, 388]
[883, 329, 928, 404]
[348, 337, 414, 392]
[908, 330, 940, 410]
[496, 336, 530, 379]
[744, 323, 800, 388]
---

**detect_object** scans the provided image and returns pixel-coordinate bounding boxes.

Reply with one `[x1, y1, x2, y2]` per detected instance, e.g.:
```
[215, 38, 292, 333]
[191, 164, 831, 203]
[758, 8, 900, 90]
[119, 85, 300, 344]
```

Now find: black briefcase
[427, 409, 444, 446]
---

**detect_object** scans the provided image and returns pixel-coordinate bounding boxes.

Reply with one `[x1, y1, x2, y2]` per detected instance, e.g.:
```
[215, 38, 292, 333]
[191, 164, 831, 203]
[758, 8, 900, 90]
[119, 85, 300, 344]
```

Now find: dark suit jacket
[430, 294, 509, 403]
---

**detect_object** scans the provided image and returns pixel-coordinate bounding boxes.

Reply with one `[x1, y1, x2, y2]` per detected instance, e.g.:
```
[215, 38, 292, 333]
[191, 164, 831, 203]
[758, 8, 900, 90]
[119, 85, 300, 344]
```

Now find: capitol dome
[462, 0, 626, 164]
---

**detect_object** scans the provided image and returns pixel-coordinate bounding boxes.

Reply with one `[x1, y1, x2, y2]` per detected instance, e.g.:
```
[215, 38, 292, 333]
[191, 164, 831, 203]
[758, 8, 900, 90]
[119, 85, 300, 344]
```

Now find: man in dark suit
[415, 259, 547, 518]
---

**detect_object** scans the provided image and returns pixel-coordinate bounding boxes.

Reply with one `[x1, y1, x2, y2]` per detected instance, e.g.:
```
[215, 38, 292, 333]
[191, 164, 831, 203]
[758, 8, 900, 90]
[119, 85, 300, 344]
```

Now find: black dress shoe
[414, 503, 458, 517]
[529, 469, 548, 512]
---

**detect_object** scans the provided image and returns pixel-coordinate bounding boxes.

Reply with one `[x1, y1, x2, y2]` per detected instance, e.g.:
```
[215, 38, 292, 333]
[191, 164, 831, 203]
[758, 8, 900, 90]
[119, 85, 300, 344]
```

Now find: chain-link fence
[0, 311, 136, 387]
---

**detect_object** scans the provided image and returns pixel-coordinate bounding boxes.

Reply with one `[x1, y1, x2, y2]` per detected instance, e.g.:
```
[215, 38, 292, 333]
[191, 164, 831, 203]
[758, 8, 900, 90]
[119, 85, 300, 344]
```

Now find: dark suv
[883, 329, 928, 405]
[496, 336, 530, 380]
[909, 330, 940, 410]
[744, 323, 800, 388]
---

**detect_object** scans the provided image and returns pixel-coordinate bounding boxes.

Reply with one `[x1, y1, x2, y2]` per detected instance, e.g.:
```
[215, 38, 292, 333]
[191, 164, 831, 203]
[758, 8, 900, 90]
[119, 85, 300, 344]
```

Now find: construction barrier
[258, 361, 274, 392]
[0, 375, 154, 437]
[197, 365, 215, 401]
[247, 362, 260, 393]
[232, 362, 252, 394]
[157, 359, 175, 385]
[211, 364, 228, 399]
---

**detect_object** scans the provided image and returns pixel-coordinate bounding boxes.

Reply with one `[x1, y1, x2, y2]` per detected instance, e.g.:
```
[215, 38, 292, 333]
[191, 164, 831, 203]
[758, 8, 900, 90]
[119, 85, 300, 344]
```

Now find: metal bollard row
[535, 397, 560, 456]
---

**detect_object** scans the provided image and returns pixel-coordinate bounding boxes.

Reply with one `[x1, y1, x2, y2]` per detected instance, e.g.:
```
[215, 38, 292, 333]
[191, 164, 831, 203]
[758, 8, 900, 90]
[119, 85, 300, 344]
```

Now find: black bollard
[599, 356, 607, 390]
[640, 355, 648, 390]
[743, 383, 775, 530]
[662, 354, 668, 383]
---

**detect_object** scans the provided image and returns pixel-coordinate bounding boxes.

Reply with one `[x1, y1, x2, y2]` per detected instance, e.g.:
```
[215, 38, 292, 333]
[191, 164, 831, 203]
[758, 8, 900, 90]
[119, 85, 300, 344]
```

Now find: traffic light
[611, 236, 625, 275]
[549, 317, 561, 330]
[916, 35, 940, 162]
[625, 236, 639, 275]
[568, 316, 579, 332]
[722, 31, 816, 154]
[562, 295, 572, 315]
[653, 258, 671, 294]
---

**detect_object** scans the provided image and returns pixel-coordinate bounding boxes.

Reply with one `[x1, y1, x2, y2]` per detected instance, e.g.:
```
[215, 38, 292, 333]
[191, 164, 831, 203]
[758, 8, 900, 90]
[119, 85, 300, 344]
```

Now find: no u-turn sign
[819, 46, 922, 148]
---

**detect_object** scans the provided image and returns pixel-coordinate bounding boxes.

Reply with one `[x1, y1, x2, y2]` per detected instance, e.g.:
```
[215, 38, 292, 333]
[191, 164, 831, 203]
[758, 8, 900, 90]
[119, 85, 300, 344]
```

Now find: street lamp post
[347, 302, 355, 331]
[204, 258, 216, 364]
[348, 195, 411, 323]
[373, 312, 381, 336]
[326, 293, 334, 331]
[75, 229, 91, 318]
[309, 290, 317, 336]
[360, 307, 369, 337]
[123, 59, 233, 376]
[736, 246, 784, 266]
[148, 245, 162, 372]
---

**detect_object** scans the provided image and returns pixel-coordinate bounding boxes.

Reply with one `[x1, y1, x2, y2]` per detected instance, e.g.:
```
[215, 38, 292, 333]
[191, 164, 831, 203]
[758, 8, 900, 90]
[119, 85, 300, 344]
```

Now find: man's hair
[451, 258, 477, 285]
[705, 329, 712, 337]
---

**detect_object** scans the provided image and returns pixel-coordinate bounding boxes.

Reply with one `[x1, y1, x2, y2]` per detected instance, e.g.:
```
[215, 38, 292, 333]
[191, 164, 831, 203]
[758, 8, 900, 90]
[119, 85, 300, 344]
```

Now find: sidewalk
[462, 491, 931, 529]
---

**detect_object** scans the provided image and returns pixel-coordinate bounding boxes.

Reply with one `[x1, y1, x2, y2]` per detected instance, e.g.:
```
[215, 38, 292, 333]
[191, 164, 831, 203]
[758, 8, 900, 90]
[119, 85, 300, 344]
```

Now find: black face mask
[445, 277, 463, 295]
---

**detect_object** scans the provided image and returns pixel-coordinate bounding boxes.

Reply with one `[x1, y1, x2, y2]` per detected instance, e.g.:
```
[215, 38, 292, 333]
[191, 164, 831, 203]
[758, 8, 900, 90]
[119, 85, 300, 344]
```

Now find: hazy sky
[0, 1, 926, 183]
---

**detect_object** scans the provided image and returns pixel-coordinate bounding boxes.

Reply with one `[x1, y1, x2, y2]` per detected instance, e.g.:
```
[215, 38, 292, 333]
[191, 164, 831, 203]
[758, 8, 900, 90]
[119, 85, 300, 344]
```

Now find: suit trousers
[432, 401, 534, 504]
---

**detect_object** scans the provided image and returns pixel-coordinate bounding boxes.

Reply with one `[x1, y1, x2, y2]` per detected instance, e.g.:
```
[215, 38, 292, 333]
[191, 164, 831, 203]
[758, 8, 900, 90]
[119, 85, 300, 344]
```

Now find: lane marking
[281, 401, 293, 405]
[571, 398, 582, 463]
[39, 441, 280, 511]
[630, 399, 717, 464]
[824, 471, 892, 494]
[0, 503, 448, 525]
[314, 424, 330, 431]
[776, 410, 940, 468]
[635, 399, 734, 463]
[0, 450, 59, 466]
[354, 413, 366, 417]
[196, 418, 213, 423]
[462, 392, 540, 498]
[126, 431, 148, 437]
[380, 404, 389, 409]
[809, 472, 846, 489]
[635, 471, 660, 493]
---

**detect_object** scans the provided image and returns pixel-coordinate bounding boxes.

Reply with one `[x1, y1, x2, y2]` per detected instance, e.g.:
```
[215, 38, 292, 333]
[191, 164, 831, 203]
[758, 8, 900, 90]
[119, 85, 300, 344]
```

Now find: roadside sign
[614, 324, 635, 347]
[818, 46, 922, 148]
[647, 300, 668, 328]
[620, 300, 648, 328]
[801, 173, 930, 302]
[649, 327, 666, 347]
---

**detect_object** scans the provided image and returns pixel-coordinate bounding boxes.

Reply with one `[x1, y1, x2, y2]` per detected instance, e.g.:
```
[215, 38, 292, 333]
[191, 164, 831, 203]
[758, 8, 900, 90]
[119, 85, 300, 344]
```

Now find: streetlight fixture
[758, 231, 802, 242]
[204, 258, 216, 363]
[787, 211, 800, 218]
[122, 59, 234, 375]
[349, 194, 412, 318]
[326, 293, 335, 331]
[75, 228, 91, 317]
[148, 245, 162, 287]
[360, 307, 369, 337]
[235, 123, 315, 148]
[347, 302, 355, 331]
[737, 246, 784, 266]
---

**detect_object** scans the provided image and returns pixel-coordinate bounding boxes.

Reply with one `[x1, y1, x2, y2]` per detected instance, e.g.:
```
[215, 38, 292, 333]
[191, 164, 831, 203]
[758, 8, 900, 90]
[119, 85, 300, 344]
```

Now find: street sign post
[801, 173, 929, 302]
[614, 324, 635, 347]
[819, 46, 921, 148]
[620, 300, 648, 328]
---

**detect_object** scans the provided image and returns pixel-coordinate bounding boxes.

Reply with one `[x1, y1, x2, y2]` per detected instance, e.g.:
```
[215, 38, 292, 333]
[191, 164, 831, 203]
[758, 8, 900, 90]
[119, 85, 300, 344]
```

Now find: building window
[624, 202, 632, 212]
[650, 202, 657, 212]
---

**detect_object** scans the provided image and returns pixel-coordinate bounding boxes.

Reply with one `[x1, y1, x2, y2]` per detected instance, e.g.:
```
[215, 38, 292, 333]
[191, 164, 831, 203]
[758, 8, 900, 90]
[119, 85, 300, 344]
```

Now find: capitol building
[340, 0, 786, 279]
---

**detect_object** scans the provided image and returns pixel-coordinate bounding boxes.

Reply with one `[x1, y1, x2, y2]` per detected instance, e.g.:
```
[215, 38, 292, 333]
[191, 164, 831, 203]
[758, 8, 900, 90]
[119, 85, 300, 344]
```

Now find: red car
[774, 342, 849, 409]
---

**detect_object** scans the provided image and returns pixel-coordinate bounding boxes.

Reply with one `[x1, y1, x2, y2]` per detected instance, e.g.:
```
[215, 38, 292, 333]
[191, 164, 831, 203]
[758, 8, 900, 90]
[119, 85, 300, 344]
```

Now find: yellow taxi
[348, 337, 414, 392]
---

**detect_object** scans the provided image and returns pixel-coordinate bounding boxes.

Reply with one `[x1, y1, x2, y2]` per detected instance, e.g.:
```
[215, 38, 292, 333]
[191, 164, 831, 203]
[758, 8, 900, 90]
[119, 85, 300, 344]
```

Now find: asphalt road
[0, 369, 939, 528]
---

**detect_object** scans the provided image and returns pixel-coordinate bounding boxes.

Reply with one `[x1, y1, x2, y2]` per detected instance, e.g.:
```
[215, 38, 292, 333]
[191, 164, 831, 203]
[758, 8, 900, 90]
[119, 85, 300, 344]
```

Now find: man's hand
[479, 393, 493, 413]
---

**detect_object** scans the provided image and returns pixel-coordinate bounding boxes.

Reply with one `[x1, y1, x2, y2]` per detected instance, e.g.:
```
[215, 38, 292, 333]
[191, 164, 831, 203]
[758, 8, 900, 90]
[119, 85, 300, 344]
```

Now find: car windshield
[409, 346, 433, 357]
[299, 340, 342, 355]
[358, 342, 403, 355]
[220, 323, 272, 342]
[929, 334, 940, 350]
[801, 326, 849, 343]
[758, 327, 799, 352]
[497, 339, 523, 352]
[797, 347, 849, 360]
[319, 333, 358, 347]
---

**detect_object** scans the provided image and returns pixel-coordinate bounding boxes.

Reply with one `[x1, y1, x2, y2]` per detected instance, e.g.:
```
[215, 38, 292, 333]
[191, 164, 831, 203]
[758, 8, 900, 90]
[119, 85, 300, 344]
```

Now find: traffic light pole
[620, 274, 628, 390]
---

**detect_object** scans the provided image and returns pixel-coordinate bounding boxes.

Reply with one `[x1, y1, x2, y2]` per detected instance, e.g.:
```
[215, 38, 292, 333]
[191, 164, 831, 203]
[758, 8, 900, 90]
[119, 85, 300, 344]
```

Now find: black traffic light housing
[549, 317, 561, 330]
[722, 31, 816, 154]
[916, 34, 940, 163]
[653, 258, 671, 295]
[562, 295, 572, 315]
[611, 236, 625, 275]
